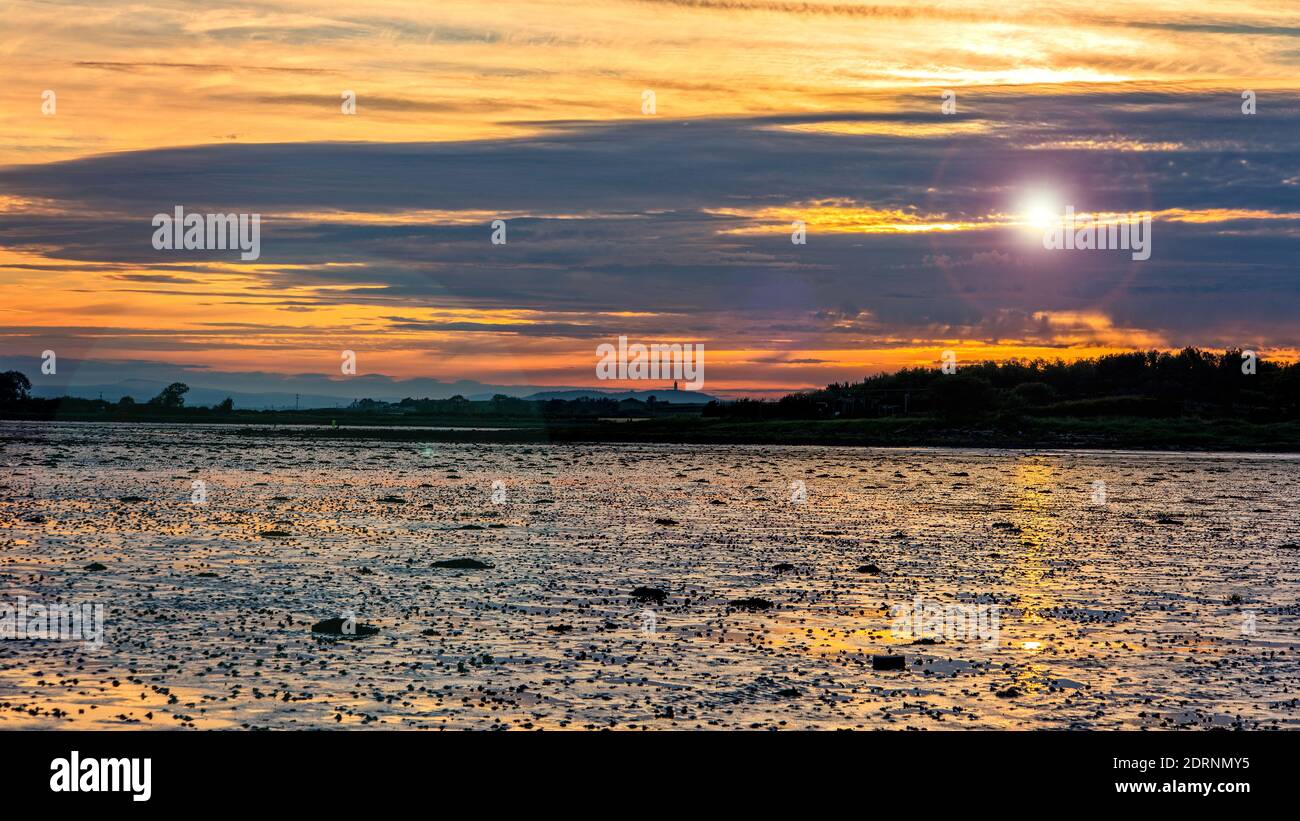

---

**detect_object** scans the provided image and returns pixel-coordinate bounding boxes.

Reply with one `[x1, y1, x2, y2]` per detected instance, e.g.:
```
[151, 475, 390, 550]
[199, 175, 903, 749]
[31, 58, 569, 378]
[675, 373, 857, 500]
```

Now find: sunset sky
[1, 0, 1298, 397]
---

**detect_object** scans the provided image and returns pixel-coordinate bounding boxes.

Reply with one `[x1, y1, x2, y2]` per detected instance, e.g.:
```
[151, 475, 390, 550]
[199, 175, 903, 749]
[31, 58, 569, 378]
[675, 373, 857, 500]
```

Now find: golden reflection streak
[1008, 459, 1059, 626]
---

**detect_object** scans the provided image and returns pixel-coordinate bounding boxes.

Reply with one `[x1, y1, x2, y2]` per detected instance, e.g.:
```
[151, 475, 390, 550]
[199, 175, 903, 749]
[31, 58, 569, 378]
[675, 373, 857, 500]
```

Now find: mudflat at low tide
[2, 421, 1298, 729]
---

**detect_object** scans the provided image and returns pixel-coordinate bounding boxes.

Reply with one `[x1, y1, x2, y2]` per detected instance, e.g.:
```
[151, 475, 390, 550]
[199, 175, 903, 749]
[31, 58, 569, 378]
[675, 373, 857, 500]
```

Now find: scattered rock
[773, 562, 795, 574]
[632, 586, 667, 604]
[729, 597, 773, 611]
[431, 558, 493, 569]
[311, 618, 378, 637]
[777, 687, 802, 698]
[546, 624, 574, 633]
[996, 687, 1022, 699]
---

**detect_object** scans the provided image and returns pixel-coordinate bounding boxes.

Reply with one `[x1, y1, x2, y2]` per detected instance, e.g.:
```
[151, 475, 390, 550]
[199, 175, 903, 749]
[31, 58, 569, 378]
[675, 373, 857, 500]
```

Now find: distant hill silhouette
[523, 388, 715, 404]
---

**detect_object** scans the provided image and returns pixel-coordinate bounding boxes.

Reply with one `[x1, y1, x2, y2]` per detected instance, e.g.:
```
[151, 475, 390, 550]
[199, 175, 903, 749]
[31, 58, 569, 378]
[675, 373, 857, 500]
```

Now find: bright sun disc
[1020, 191, 1061, 230]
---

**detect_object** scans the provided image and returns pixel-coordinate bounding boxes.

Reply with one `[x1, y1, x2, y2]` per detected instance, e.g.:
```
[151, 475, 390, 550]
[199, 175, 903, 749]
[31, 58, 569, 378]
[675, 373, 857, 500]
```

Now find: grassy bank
[205, 414, 1300, 451]
[6, 406, 1300, 451]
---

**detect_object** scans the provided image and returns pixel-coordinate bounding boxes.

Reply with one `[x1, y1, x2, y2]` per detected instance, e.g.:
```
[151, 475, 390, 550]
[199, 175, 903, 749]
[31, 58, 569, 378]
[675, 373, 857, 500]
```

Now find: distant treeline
[5, 348, 1298, 428]
[0, 373, 699, 423]
[362, 394, 698, 420]
[703, 348, 1300, 422]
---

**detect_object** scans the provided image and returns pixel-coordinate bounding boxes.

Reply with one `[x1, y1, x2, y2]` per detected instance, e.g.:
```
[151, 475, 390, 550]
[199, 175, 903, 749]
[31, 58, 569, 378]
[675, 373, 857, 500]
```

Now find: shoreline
[4, 414, 1300, 453]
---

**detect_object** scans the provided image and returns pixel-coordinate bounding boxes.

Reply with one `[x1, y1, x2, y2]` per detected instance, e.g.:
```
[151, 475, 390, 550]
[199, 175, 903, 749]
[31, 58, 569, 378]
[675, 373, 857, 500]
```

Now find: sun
[1021, 192, 1061, 230]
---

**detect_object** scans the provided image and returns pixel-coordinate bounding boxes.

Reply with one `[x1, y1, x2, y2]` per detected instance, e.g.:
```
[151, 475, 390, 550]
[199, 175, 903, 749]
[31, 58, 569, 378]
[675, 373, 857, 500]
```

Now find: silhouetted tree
[1011, 382, 1056, 406]
[0, 371, 31, 402]
[148, 382, 189, 408]
[931, 375, 994, 420]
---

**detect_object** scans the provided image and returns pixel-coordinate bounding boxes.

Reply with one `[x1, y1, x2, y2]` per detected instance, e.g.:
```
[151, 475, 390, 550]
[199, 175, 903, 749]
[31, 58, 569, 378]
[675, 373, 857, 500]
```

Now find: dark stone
[871, 654, 905, 671]
[654, 518, 679, 526]
[196, 571, 218, 578]
[777, 687, 802, 698]
[311, 618, 378, 637]
[855, 563, 882, 574]
[85, 562, 108, 571]
[118, 496, 146, 503]
[259, 530, 291, 538]
[431, 558, 493, 569]
[996, 687, 1022, 698]
[729, 597, 773, 611]
[773, 562, 795, 573]
[546, 624, 574, 633]
[632, 586, 667, 604]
